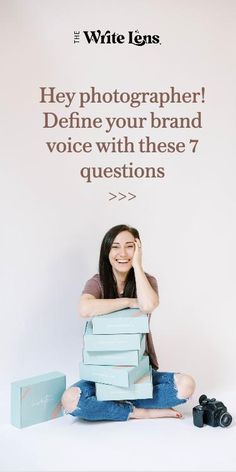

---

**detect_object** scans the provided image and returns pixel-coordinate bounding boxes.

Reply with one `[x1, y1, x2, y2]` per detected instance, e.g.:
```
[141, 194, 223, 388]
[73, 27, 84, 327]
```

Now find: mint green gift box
[92, 308, 149, 334]
[79, 355, 149, 387]
[84, 321, 142, 351]
[96, 367, 153, 401]
[11, 371, 66, 428]
[83, 333, 146, 366]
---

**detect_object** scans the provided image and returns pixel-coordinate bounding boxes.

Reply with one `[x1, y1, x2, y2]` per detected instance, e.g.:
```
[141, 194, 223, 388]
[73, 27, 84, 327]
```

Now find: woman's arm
[79, 294, 139, 318]
[132, 239, 159, 313]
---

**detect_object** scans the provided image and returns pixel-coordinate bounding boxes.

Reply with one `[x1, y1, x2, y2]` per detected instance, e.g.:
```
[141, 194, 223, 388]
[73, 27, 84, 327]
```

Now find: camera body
[193, 394, 232, 428]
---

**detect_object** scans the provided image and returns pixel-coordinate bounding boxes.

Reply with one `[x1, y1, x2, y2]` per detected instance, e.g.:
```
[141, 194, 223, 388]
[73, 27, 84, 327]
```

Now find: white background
[0, 1, 236, 471]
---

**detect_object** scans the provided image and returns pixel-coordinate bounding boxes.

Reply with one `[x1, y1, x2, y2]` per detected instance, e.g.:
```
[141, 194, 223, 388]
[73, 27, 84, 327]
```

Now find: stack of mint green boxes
[79, 308, 153, 401]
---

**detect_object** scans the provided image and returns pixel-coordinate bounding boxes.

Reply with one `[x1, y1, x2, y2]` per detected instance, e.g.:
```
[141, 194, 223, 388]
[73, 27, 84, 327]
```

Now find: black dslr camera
[193, 394, 232, 428]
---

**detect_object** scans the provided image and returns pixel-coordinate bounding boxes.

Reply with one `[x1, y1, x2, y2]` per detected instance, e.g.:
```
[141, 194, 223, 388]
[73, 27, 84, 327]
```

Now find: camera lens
[219, 412, 232, 427]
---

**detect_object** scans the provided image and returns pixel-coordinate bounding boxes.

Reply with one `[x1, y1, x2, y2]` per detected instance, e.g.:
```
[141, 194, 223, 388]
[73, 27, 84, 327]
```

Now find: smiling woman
[61, 224, 196, 422]
[96, 225, 159, 314]
[109, 235, 136, 287]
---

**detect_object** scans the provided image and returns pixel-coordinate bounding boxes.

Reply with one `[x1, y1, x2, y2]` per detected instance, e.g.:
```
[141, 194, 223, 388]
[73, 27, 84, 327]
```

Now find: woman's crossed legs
[61, 370, 196, 422]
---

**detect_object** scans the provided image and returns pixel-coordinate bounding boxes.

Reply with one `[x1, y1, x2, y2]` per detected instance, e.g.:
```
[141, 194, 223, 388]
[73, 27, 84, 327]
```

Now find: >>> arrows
[109, 192, 136, 201]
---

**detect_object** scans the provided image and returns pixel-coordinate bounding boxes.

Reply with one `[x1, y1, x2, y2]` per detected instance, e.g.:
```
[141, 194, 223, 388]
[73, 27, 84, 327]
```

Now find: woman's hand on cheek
[131, 239, 143, 269]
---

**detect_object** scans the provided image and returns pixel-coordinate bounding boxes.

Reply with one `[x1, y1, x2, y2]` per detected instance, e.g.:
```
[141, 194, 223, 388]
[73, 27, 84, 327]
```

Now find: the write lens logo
[74, 30, 161, 46]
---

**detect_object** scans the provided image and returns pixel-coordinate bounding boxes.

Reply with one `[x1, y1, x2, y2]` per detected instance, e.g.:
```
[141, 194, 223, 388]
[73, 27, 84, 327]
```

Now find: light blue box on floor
[96, 367, 153, 401]
[79, 355, 149, 387]
[84, 321, 142, 351]
[83, 333, 146, 366]
[11, 371, 66, 428]
[92, 308, 149, 334]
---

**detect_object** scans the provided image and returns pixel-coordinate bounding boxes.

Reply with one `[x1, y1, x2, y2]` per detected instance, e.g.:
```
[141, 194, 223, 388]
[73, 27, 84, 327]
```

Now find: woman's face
[108, 230, 135, 276]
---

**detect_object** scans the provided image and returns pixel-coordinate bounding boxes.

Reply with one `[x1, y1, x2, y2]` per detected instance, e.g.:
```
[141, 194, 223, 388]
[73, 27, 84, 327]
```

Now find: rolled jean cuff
[122, 401, 135, 420]
[69, 398, 134, 422]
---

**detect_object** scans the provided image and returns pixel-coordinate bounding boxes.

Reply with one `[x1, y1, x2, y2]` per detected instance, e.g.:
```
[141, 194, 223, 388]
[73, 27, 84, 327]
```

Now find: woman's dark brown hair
[99, 224, 140, 299]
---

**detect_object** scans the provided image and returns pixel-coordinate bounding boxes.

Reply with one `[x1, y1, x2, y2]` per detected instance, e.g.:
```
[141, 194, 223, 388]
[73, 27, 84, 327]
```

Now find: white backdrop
[1, 0, 236, 426]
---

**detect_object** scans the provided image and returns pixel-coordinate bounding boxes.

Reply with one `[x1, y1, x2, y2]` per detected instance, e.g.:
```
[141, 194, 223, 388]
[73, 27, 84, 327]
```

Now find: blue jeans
[65, 370, 187, 422]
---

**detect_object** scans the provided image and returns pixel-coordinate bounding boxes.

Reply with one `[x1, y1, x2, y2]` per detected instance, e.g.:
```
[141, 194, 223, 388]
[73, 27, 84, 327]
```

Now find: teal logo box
[11, 371, 66, 428]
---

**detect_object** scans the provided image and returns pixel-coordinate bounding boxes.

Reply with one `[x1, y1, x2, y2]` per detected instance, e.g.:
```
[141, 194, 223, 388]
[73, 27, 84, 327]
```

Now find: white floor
[0, 385, 236, 472]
